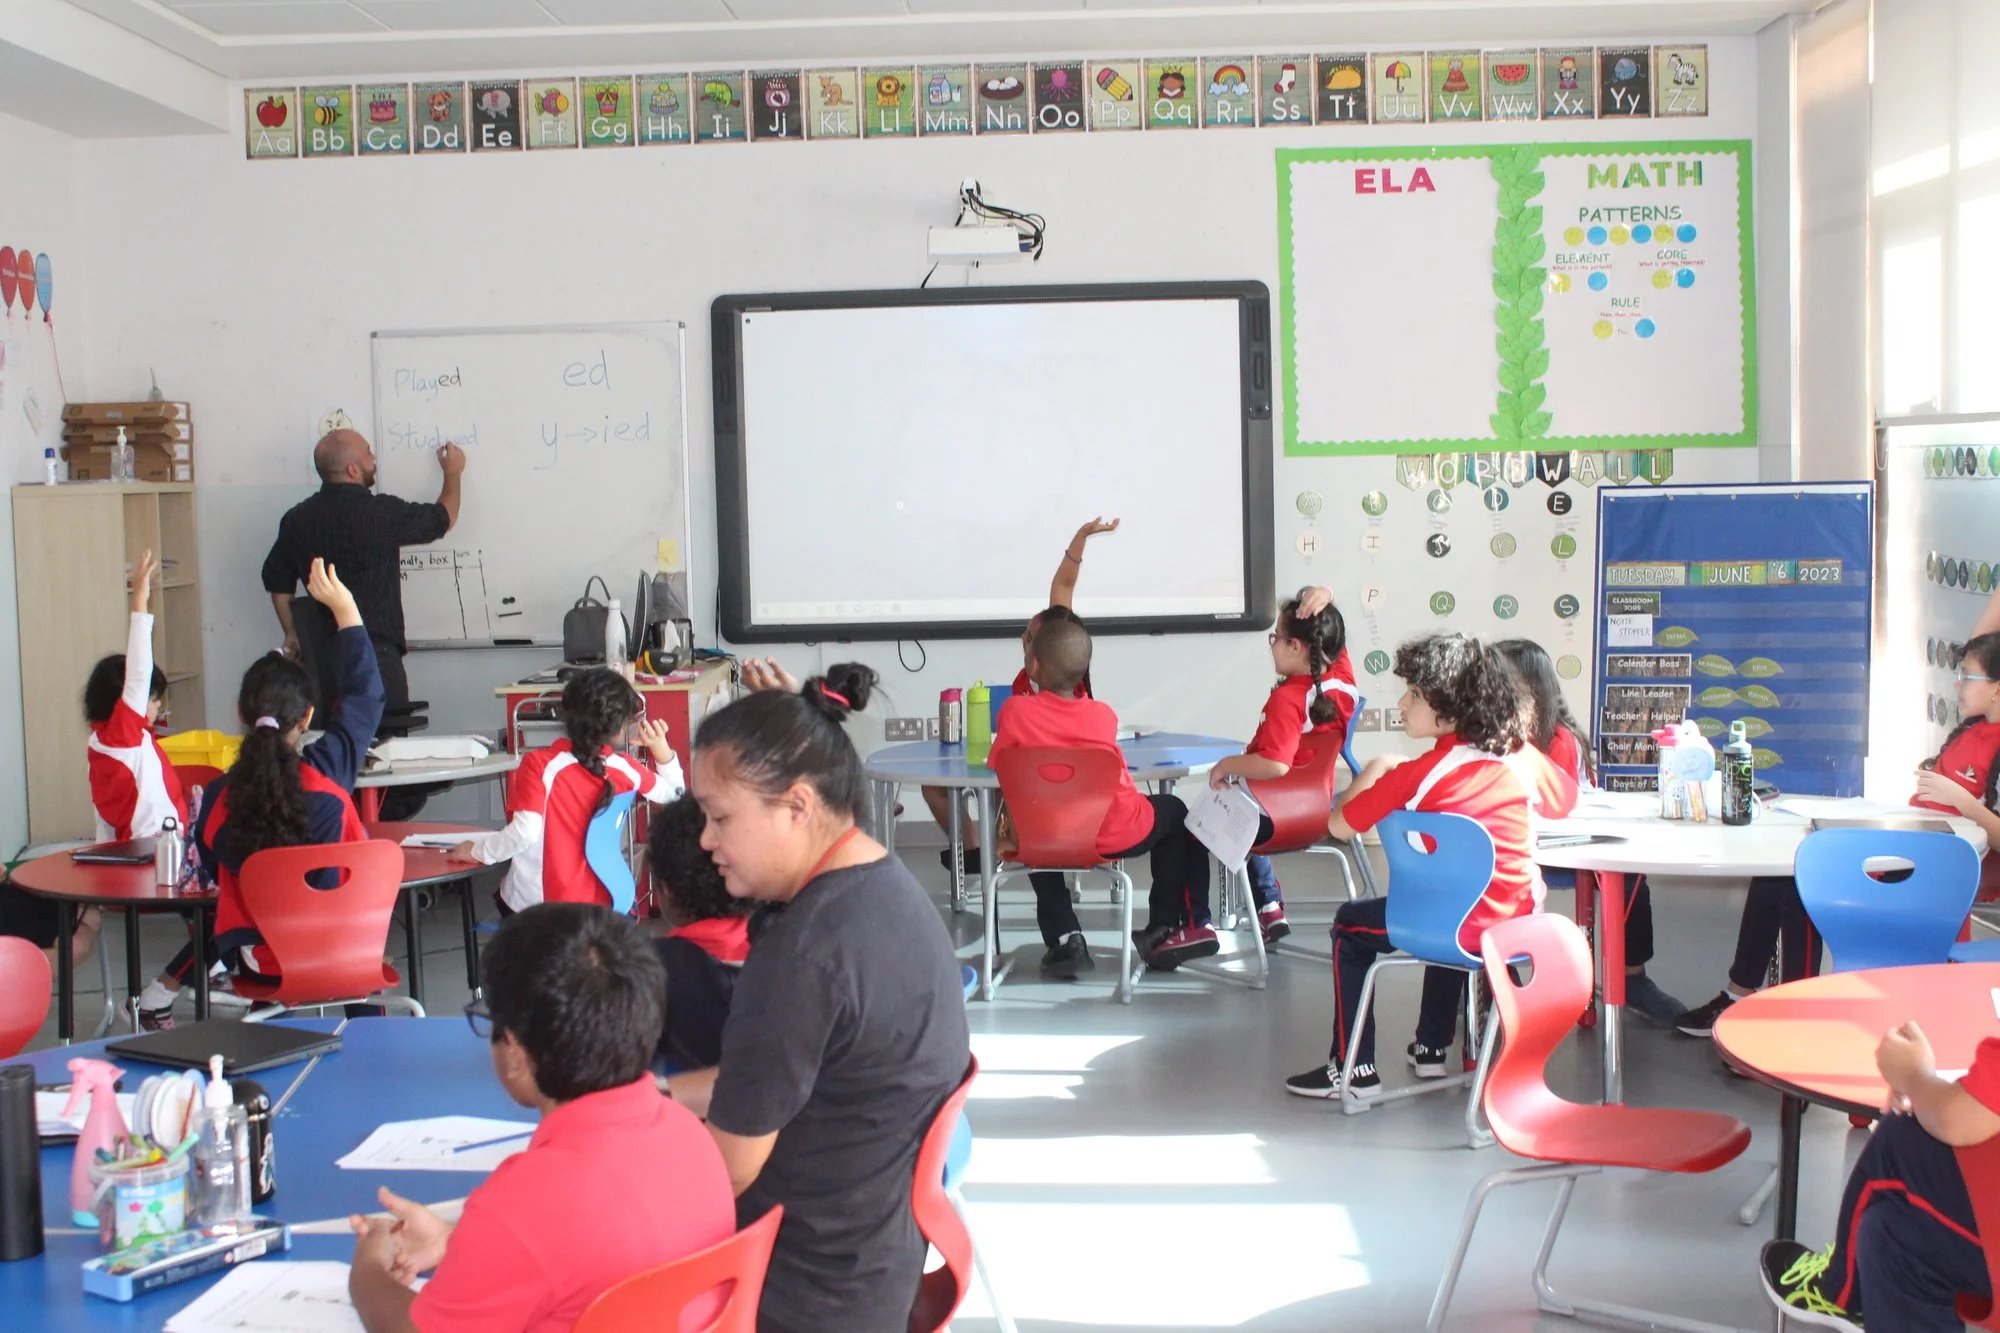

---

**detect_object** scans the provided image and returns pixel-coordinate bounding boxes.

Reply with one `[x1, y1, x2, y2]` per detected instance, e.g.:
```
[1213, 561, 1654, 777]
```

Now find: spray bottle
[63, 1058, 128, 1227]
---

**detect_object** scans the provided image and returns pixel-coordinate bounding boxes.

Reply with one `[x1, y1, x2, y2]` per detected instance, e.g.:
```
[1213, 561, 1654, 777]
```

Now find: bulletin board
[1874, 417, 2000, 787]
[1277, 139, 1755, 456]
[1589, 483, 1873, 797]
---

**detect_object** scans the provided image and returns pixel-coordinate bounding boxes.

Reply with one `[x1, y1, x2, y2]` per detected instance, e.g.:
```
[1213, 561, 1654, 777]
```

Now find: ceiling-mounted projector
[926, 225, 1034, 264]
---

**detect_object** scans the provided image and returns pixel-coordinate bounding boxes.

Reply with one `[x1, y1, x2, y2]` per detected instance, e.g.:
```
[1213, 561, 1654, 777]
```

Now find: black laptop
[107, 1020, 341, 1075]
[70, 839, 156, 866]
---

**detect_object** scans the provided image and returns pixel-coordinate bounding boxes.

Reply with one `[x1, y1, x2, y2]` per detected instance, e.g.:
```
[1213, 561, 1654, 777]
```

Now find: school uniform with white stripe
[469, 740, 684, 911]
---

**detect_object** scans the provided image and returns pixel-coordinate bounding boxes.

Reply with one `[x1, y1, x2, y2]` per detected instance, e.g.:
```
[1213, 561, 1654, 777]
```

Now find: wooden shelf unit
[13, 482, 205, 843]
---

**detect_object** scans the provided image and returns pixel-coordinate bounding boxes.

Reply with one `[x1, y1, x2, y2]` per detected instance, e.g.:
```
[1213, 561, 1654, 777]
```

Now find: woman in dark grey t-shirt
[664, 663, 971, 1333]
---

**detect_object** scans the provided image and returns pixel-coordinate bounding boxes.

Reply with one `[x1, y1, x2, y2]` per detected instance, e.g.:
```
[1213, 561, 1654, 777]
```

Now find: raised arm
[1047, 517, 1120, 610]
[1977, 586, 2000, 641]
[299, 559, 385, 789]
[435, 443, 465, 531]
[121, 550, 159, 715]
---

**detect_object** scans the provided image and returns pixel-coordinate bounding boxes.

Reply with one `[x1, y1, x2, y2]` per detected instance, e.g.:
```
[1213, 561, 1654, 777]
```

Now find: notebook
[1808, 817, 1954, 835]
[71, 838, 156, 865]
[107, 1021, 341, 1075]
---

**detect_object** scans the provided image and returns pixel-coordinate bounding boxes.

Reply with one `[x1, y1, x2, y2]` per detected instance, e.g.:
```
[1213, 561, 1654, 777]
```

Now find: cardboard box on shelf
[62, 420, 192, 445]
[61, 400, 191, 423]
[61, 440, 192, 483]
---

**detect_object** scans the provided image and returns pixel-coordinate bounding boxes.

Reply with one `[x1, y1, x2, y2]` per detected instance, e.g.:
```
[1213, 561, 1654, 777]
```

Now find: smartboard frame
[711, 281, 1275, 644]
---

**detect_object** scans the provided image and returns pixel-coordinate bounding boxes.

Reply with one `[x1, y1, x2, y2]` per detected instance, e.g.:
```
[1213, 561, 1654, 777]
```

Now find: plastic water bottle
[965, 681, 992, 766]
[1722, 721, 1755, 825]
[42, 448, 60, 485]
[603, 597, 628, 674]
[110, 426, 135, 484]
[191, 1055, 250, 1225]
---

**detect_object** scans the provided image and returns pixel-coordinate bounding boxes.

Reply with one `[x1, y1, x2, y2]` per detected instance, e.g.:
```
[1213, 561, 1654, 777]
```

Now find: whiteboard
[370, 323, 687, 646]
[1874, 417, 2000, 793]
[715, 285, 1272, 641]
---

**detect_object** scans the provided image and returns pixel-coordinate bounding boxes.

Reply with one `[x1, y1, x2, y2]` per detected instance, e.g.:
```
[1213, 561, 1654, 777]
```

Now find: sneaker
[1284, 1062, 1381, 1101]
[1039, 933, 1096, 982]
[1624, 973, 1688, 1026]
[1131, 921, 1174, 961]
[1145, 923, 1220, 971]
[137, 1004, 175, 1032]
[1673, 990, 1738, 1038]
[1758, 1240, 1862, 1330]
[205, 974, 252, 1010]
[938, 846, 983, 877]
[1407, 1042, 1452, 1079]
[1257, 902, 1291, 943]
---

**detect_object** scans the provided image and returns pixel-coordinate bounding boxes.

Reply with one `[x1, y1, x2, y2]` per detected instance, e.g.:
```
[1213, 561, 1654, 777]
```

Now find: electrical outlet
[925, 717, 941, 740]
[885, 717, 925, 742]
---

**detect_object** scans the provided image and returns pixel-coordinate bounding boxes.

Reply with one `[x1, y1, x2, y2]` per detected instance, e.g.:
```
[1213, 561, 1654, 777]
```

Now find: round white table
[865, 732, 1241, 999]
[1538, 791, 1990, 1103]
[353, 749, 520, 821]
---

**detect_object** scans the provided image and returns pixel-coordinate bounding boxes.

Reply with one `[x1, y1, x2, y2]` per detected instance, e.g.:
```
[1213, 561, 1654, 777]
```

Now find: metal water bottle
[155, 816, 186, 887]
[939, 688, 963, 745]
[1722, 721, 1755, 826]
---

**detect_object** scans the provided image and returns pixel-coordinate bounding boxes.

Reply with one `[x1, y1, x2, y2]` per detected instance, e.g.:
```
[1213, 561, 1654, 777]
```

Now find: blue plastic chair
[585, 789, 640, 915]
[1340, 810, 1502, 1148]
[1795, 828, 1980, 972]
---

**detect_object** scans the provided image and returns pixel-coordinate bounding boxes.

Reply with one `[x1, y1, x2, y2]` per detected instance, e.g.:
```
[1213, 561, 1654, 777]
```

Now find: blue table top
[864, 731, 1241, 786]
[1, 1018, 528, 1330]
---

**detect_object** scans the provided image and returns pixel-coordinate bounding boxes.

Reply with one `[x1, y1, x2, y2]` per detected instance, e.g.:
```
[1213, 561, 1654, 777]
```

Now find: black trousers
[1325, 896, 1464, 1070]
[1727, 875, 1822, 991]
[1028, 794, 1203, 944]
[1821, 1113, 1986, 1328]
[369, 631, 434, 821]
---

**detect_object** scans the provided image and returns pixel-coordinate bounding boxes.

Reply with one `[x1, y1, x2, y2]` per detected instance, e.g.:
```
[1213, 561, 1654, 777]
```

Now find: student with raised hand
[1494, 638, 1686, 1025]
[665, 663, 970, 1333]
[1203, 585, 1357, 944]
[647, 793, 753, 1072]
[1759, 1020, 1996, 1329]
[1, 551, 182, 971]
[989, 617, 1214, 974]
[348, 904, 734, 1333]
[920, 515, 1119, 879]
[1285, 634, 1578, 1101]
[184, 557, 383, 991]
[448, 668, 683, 911]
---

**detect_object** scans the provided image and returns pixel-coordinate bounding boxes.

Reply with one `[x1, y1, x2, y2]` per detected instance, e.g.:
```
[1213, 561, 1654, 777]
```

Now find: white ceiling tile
[173, 2, 384, 36]
[537, 0, 734, 20]
[722, 0, 907, 17]
[905, 0, 1082, 13]
[350, 0, 561, 31]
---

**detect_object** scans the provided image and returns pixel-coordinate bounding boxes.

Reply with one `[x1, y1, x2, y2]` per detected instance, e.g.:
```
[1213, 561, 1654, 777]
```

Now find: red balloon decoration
[14, 251, 33, 313]
[0, 247, 14, 311]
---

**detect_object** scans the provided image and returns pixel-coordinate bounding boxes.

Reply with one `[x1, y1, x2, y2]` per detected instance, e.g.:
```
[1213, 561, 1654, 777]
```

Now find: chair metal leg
[1350, 835, 1382, 897]
[1341, 958, 1390, 1115]
[1180, 864, 1270, 990]
[1737, 1165, 1780, 1226]
[1114, 866, 1137, 1004]
[1343, 957, 1483, 1117]
[951, 1188, 1018, 1333]
[1530, 1166, 1750, 1331]
[91, 930, 118, 1040]
[1464, 1000, 1501, 1150]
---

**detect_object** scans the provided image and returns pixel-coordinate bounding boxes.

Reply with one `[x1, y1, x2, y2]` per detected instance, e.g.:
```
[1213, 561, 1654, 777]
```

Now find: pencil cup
[90, 1156, 187, 1252]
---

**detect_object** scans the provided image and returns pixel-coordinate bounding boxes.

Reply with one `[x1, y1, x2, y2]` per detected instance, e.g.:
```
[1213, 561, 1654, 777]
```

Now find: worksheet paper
[35, 1091, 136, 1137]
[165, 1262, 380, 1333]
[1186, 781, 1265, 872]
[335, 1116, 535, 1172]
[397, 834, 465, 849]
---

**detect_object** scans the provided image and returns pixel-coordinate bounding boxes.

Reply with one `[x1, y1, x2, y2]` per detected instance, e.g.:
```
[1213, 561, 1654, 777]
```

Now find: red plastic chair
[988, 748, 1137, 1002]
[1956, 1135, 2000, 1328]
[231, 841, 424, 1020]
[573, 1206, 783, 1333]
[911, 1055, 982, 1333]
[0, 936, 52, 1058]
[1425, 913, 1751, 1330]
[1250, 737, 1358, 968]
[171, 763, 225, 794]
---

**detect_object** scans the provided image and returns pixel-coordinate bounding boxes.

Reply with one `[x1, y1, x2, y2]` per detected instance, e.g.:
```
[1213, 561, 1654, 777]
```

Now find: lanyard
[802, 825, 862, 884]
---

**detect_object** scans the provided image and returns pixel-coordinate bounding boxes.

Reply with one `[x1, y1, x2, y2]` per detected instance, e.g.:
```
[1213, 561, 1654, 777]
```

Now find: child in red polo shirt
[1761, 1020, 1997, 1329]
[1285, 633, 1577, 1100]
[1203, 585, 1355, 946]
[988, 616, 1214, 975]
[1673, 631, 2000, 1040]
[449, 669, 682, 911]
[1496, 638, 1686, 1026]
[349, 903, 735, 1333]
[922, 516, 1116, 879]
[647, 794, 752, 1071]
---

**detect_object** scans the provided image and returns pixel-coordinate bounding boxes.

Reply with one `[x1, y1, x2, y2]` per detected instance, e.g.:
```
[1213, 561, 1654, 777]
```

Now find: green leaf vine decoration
[1489, 147, 1550, 442]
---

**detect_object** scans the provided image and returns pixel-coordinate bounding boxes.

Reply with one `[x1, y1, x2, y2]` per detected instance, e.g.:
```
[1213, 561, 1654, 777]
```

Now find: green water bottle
[965, 680, 993, 766]
[1721, 720, 1755, 826]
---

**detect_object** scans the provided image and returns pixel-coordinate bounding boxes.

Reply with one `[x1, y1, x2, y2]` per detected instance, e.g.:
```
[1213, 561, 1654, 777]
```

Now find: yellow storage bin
[158, 729, 242, 772]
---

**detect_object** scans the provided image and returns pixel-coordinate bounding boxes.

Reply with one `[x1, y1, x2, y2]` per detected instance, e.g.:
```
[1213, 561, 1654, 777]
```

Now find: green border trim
[1276, 139, 1758, 457]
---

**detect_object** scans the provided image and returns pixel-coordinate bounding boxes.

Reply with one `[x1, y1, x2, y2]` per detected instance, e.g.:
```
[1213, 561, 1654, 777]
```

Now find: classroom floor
[28, 845, 1845, 1331]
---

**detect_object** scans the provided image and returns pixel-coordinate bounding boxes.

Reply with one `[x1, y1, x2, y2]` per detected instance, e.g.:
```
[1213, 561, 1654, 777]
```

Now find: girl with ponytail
[664, 662, 969, 1333]
[449, 667, 682, 912]
[160, 559, 384, 1004]
[1495, 639, 1686, 1027]
[1284, 632, 1578, 1101]
[1204, 585, 1358, 943]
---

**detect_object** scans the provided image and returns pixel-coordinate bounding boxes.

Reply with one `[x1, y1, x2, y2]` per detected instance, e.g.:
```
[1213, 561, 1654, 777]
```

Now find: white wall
[0, 109, 86, 853]
[63, 36, 1770, 796]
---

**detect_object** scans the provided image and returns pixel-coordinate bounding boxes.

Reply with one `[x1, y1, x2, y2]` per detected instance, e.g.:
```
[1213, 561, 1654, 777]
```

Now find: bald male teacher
[261, 429, 465, 747]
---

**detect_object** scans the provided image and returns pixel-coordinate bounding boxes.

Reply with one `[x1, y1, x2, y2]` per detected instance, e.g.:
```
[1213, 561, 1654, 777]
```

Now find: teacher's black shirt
[260, 483, 448, 651]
